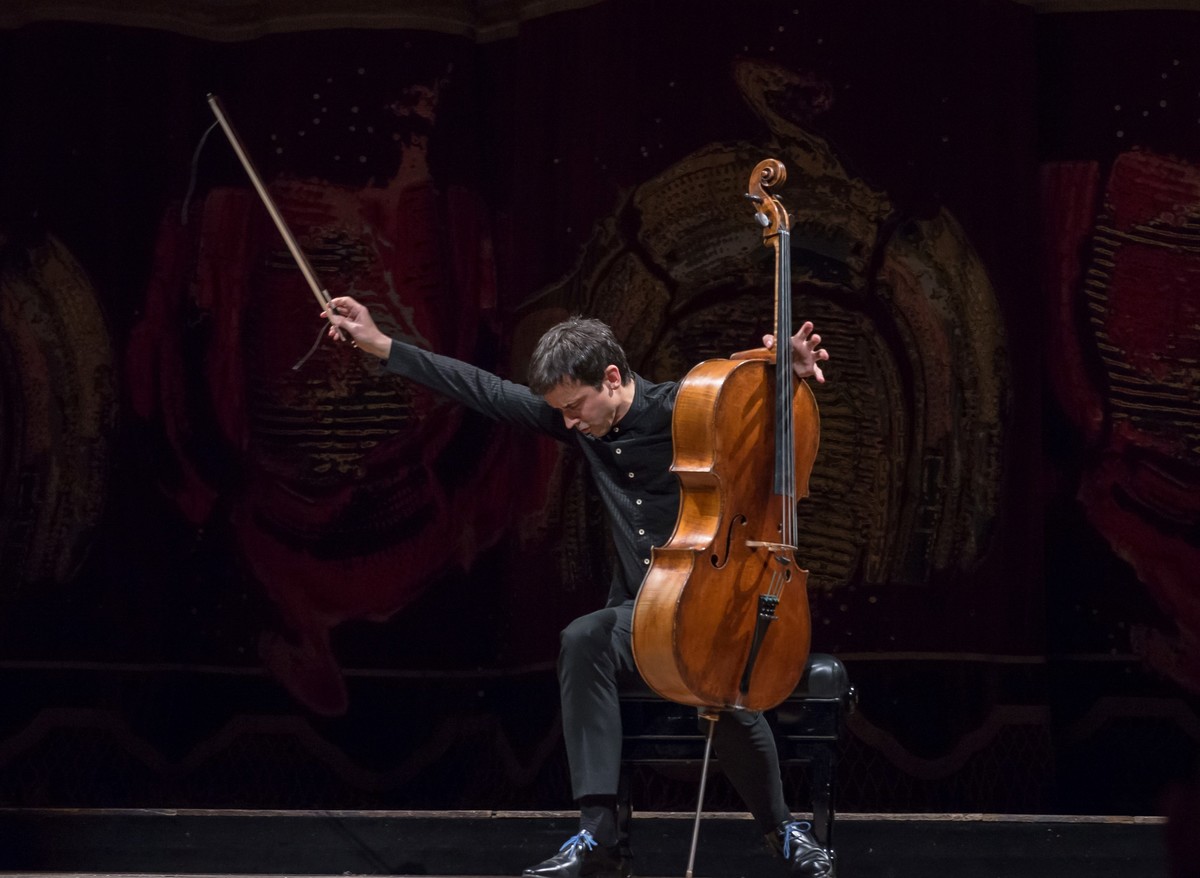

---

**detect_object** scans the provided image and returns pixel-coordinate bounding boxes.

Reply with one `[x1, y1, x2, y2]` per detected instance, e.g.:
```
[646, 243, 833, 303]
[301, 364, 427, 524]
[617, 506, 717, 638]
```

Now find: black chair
[617, 653, 855, 853]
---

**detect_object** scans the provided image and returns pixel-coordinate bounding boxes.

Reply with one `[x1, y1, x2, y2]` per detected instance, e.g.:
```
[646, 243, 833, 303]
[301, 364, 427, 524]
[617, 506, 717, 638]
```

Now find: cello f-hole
[710, 514, 747, 568]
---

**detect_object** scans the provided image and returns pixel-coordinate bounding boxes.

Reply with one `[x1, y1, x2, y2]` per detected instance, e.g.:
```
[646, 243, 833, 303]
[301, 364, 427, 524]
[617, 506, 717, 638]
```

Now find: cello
[632, 158, 820, 713]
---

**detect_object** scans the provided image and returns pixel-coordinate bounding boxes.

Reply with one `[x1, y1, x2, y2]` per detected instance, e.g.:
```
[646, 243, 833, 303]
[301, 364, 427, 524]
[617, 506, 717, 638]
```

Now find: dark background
[0, 0, 1197, 818]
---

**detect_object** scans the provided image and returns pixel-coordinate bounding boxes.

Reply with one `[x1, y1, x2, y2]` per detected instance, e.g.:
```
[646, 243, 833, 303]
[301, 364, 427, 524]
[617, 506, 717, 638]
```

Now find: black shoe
[767, 820, 835, 877]
[522, 830, 630, 878]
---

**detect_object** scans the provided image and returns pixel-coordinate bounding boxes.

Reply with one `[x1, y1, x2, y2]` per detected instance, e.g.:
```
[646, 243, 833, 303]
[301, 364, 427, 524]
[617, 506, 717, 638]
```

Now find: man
[325, 296, 833, 878]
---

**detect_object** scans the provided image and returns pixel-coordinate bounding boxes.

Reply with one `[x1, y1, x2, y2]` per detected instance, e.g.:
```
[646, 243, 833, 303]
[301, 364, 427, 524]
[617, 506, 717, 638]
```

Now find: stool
[617, 653, 855, 850]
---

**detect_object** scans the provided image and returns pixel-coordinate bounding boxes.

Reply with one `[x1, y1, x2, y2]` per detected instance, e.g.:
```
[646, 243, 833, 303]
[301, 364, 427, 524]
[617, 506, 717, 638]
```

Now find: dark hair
[527, 316, 632, 395]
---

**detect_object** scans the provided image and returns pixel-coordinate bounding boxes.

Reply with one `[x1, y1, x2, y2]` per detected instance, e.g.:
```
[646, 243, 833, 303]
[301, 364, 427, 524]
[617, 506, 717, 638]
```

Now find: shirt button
[627, 472, 635, 479]
[635, 499, 643, 506]
[638, 529, 645, 535]
[643, 558, 650, 565]
[615, 448, 622, 455]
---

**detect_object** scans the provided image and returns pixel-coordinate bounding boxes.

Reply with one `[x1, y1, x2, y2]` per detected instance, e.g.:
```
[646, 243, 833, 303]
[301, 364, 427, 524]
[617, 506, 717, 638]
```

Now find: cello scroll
[745, 158, 791, 237]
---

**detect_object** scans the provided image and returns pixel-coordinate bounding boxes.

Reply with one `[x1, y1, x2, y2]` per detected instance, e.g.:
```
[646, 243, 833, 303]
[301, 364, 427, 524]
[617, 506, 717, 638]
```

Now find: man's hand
[323, 296, 392, 359]
[764, 321, 829, 383]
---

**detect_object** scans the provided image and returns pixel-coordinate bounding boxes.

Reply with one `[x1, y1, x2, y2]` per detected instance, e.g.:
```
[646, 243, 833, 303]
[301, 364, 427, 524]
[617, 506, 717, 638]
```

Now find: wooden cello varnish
[632, 159, 820, 713]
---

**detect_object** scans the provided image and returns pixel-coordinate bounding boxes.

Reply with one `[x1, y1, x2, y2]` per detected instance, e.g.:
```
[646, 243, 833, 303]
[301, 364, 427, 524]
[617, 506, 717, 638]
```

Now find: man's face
[543, 369, 622, 438]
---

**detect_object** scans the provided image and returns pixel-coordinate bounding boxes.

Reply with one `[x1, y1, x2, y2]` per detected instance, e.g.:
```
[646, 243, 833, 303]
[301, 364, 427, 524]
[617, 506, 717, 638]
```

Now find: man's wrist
[368, 333, 392, 360]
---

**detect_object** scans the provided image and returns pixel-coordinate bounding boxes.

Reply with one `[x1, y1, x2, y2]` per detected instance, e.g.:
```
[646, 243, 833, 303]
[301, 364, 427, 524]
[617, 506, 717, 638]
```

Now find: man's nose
[563, 413, 580, 429]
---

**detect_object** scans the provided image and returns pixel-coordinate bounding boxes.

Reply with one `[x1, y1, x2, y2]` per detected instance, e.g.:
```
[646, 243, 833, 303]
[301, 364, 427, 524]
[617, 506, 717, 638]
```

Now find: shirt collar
[608, 373, 649, 435]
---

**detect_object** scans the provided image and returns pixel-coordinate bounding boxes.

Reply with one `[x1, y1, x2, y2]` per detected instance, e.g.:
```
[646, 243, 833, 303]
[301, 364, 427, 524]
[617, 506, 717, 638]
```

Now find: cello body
[632, 354, 819, 711]
[632, 158, 819, 713]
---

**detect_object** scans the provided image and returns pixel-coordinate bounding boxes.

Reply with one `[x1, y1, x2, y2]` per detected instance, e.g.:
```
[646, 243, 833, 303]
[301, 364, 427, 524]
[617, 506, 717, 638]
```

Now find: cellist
[324, 296, 833, 878]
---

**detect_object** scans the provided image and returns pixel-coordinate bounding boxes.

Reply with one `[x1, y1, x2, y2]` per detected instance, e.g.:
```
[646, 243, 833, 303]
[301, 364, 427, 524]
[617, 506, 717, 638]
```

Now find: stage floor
[0, 809, 1171, 878]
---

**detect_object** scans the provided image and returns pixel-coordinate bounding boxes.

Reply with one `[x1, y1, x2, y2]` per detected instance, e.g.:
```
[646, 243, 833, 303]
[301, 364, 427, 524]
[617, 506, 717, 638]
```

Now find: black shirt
[384, 339, 680, 604]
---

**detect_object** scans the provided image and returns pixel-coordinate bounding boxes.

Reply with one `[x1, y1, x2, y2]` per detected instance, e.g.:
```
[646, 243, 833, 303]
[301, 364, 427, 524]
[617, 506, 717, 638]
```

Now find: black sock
[579, 795, 618, 846]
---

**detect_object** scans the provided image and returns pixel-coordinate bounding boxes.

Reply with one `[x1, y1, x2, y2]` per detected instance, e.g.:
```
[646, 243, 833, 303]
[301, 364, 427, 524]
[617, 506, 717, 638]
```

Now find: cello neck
[773, 227, 796, 544]
[747, 158, 798, 540]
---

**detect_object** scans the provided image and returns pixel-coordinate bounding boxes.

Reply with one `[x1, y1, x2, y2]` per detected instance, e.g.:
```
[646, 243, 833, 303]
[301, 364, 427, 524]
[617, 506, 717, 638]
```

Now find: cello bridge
[744, 540, 794, 565]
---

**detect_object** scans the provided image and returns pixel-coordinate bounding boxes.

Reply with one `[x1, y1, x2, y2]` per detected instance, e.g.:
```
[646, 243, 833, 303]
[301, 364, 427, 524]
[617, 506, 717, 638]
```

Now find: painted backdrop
[0, 0, 1195, 817]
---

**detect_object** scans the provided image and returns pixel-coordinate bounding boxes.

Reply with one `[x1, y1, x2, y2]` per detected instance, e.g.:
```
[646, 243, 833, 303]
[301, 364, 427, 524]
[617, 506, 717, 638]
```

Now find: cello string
[779, 229, 796, 552]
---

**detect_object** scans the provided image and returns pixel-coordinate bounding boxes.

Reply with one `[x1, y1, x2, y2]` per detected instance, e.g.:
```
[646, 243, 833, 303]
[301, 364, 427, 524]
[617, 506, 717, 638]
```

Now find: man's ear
[604, 364, 623, 390]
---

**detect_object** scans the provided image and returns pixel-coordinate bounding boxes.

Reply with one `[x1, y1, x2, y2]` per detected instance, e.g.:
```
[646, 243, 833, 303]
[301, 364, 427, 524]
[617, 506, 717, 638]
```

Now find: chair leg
[808, 745, 835, 849]
[617, 759, 634, 863]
